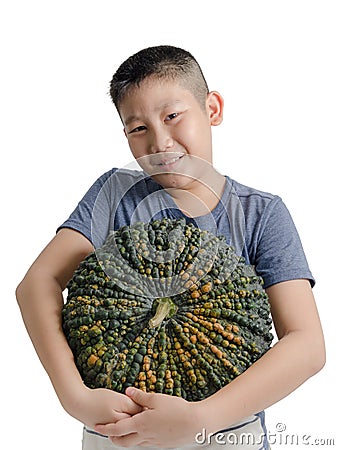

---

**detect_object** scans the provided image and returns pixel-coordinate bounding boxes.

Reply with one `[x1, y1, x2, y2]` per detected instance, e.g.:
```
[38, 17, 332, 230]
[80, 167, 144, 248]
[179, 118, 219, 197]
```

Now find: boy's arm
[16, 228, 141, 429]
[95, 279, 325, 447]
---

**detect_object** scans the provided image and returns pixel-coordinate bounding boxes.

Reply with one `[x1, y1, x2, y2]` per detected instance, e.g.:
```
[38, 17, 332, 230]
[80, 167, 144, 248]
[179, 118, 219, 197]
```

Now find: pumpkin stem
[149, 297, 177, 328]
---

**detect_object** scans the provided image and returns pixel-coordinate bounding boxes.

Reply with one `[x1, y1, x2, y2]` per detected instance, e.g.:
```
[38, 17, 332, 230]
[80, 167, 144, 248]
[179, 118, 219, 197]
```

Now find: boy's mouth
[153, 153, 185, 167]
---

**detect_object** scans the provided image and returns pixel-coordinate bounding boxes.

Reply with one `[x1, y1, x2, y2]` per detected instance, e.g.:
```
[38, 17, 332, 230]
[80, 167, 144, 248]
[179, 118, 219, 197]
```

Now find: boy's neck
[165, 169, 226, 218]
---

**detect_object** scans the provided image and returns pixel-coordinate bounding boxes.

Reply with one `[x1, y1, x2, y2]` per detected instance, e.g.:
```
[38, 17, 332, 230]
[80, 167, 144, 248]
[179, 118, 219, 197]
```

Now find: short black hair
[110, 45, 209, 110]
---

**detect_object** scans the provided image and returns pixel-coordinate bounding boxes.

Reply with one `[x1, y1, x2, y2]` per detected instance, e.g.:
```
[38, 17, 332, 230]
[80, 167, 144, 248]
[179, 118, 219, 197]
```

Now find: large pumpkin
[62, 218, 273, 401]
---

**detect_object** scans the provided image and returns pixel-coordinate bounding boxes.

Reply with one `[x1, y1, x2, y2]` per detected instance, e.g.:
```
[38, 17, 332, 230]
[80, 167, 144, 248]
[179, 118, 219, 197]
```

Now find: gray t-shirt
[58, 168, 314, 289]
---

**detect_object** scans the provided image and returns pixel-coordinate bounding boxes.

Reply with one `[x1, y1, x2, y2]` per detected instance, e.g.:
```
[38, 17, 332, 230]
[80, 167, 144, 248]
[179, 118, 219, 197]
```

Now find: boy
[16, 45, 325, 449]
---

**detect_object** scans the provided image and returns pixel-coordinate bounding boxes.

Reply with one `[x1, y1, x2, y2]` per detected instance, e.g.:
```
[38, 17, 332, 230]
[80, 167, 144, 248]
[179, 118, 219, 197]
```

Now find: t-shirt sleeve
[253, 197, 315, 289]
[56, 169, 115, 244]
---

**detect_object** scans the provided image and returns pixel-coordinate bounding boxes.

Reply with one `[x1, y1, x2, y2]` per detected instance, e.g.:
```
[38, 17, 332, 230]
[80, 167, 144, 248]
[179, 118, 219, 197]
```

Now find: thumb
[125, 387, 155, 408]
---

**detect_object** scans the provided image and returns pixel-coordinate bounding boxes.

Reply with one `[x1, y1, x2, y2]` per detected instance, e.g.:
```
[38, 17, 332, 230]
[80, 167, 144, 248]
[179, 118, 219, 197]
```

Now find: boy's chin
[151, 172, 197, 190]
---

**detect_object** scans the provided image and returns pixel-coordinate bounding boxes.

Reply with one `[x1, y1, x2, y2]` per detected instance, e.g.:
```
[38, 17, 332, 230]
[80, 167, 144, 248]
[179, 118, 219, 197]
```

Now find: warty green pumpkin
[62, 218, 273, 401]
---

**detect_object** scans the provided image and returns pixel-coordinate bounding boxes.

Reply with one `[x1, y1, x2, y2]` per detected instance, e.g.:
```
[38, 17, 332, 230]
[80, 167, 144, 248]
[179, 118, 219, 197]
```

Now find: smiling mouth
[155, 154, 185, 166]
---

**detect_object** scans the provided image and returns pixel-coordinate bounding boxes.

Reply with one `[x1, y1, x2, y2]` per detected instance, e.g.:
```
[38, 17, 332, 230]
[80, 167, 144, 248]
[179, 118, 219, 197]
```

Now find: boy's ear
[206, 91, 224, 126]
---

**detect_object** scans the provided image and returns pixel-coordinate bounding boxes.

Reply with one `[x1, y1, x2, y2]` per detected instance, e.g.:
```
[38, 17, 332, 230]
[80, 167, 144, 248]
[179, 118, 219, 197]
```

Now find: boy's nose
[150, 129, 174, 153]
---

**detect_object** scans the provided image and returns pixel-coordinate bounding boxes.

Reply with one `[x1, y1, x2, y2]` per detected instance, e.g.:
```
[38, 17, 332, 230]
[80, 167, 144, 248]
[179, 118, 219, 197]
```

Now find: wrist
[189, 399, 215, 440]
[192, 395, 228, 437]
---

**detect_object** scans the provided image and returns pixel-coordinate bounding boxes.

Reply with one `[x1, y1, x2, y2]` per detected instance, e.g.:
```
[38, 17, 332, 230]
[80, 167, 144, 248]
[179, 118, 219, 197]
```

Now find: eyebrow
[124, 100, 184, 126]
[124, 115, 140, 126]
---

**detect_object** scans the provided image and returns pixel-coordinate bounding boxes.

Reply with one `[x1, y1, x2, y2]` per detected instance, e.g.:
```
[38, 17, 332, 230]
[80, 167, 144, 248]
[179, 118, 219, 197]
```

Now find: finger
[95, 416, 137, 437]
[109, 433, 146, 448]
[97, 411, 130, 426]
[113, 412, 131, 421]
[125, 387, 156, 409]
[124, 394, 144, 415]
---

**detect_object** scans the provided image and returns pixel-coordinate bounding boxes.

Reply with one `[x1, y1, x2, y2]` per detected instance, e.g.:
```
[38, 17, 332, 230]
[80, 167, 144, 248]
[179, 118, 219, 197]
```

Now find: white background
[1, 1, 337, 448]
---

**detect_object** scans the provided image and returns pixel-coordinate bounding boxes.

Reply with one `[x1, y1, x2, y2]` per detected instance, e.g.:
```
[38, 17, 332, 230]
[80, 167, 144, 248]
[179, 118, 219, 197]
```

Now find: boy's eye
[129, 125, 146, 134]
[165, 112, 179, 121]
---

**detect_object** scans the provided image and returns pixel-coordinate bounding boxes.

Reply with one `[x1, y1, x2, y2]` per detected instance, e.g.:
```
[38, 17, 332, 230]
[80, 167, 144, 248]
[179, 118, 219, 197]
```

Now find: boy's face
[118, 78, 223, 190]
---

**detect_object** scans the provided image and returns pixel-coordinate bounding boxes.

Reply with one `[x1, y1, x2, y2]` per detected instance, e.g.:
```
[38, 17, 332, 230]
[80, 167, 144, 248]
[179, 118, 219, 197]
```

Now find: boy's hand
[95, 387, 203, 448]
[67, 386, 143, 431]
